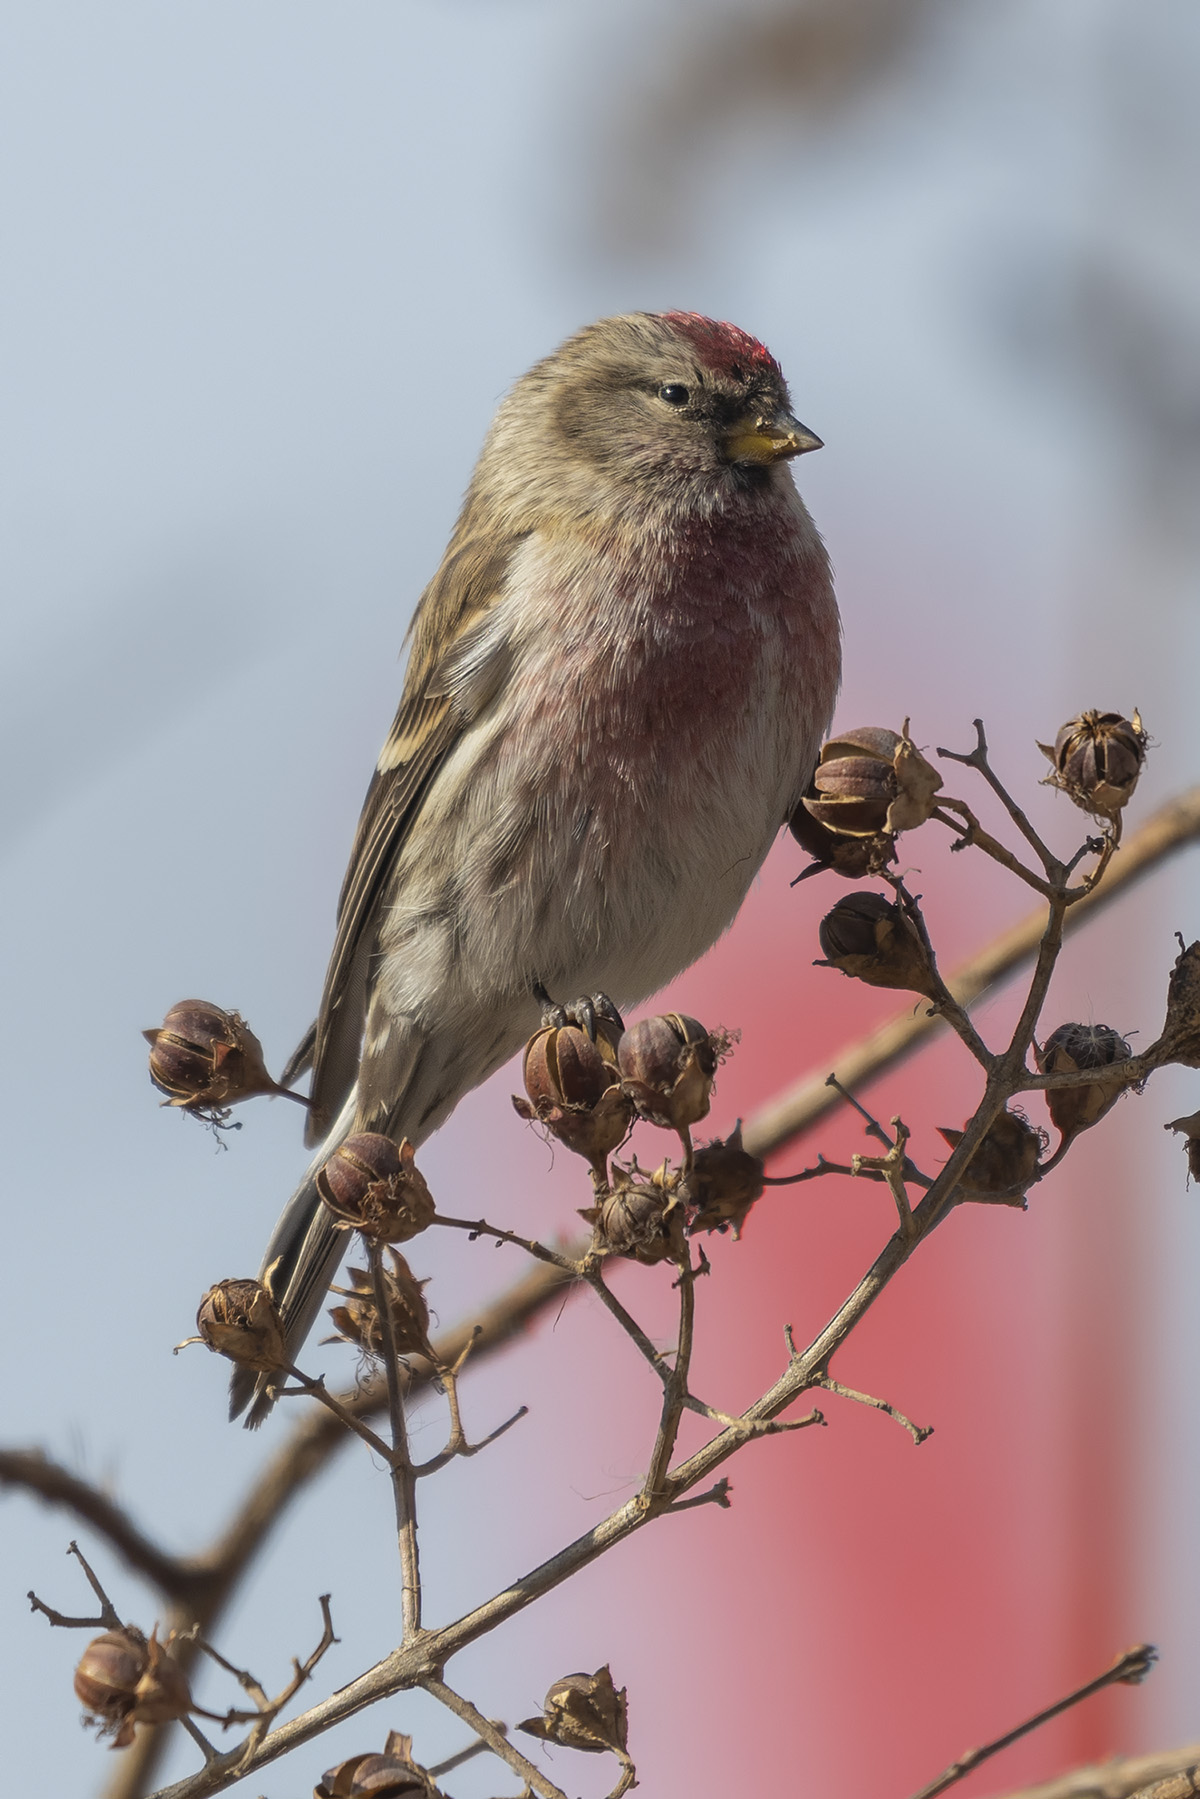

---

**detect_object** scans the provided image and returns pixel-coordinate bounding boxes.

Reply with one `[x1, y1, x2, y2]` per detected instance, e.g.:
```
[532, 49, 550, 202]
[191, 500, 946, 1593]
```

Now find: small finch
[233, 311, 840, 1424]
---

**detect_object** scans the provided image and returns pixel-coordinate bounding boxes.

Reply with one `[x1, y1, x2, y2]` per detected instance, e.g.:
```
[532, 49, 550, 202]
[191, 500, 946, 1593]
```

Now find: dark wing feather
[303, 528, 522, 1144]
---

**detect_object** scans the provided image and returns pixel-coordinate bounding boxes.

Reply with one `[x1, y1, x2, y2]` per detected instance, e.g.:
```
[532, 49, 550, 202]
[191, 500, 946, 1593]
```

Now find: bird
[232, 310, 840, 1425]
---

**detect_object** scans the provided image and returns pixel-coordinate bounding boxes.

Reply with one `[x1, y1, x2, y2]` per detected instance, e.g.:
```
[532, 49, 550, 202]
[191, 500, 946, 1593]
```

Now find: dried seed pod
[75, 1627, 148, 1746]
[75, 1625, 192, 1749]
[513, 1025, 633, 1170]
[685, 1124, 765, 1238]
[315, 1731, 433, 1797]
[804, 730, 899, 836]
[788, 801, 898, 880]
[938, 1109, 1046, 1205]
[317, 1134, 435, 1242]
[326, 1251, 434, 1362]
[582, 1168, 679, 1265]
[1161, 939, 1200, 1067]
[190, 1278, 288, 1371]
[817, 892, 938, 997]
[1039, 709, 1147, 825]
[617, 1014, 723, 1133]
[144, 999, 293, 1122]
[128, 1628, 193, 1727]
[519, 1665, 629, 1756]
[1165, 1108, 1200, 1185]
[799, 722, 942, 842]
[1036, 1022, 1134, 1140]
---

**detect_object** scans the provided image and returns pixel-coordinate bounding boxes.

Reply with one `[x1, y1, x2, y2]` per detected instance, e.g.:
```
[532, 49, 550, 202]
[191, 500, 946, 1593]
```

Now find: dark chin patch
[729, 460, 774, 492]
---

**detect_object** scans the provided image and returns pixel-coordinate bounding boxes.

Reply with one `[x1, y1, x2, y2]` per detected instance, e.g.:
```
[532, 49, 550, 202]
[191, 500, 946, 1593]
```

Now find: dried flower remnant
[513, 1024, 633, 1170]
[799, 722, 942, 842]
[938, 1109, 1046, 1205]
[181, 1277, 288, 1372]
[685, 1124, 765, 1237]
[317, 1134, 436, 1243]
[817, 891, 938, 997]
[1159, 938, 1200, 1067]
[617, 1012, 725, 1135]
[1165, 1109, 1200, 1185]
[1037, 1022, 1134, 1141]
[144, 999, 302, 1124]
[788, 799, 897, 880]
[1039, 709, 1147, 827]
[326, 1252, 435, 1363]
[315, 1730, 435, 1797]
[74, 1625, 192, 1749]
[582, 1166, 680, 1265]
[518, 1665, 630, 1757]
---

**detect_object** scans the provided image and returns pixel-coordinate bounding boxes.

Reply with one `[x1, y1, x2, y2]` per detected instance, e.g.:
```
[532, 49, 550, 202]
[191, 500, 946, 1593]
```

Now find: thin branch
[851, 1117, 917, 1239]
[826, 1070, 894, 1149]
[667, 1477, 732, 1513]
[178, 1719, 220, 1764]
[367, 1240, 422, 1644]
[642, 1236, 697, 1501]
[584, 1263, 674, 1380]
[937, 719, 1060, 876]
[427, 1730, 506, 1779]
[29, 1540, 122, 1630]
[887, 877, 995, 1070]
[279, 1367, 395, 1463]
[933, 801, 1056, 897]
[746, 783, 1200, 1161]
[763, 1155, 864, 1184]
[423, 1674, 568, 1799]
[811, 1375, 932, 1446]
[432, 1213, 582, 1273]
[412, 1402, 529, 1479]
[906, 1644, 1156, 1799]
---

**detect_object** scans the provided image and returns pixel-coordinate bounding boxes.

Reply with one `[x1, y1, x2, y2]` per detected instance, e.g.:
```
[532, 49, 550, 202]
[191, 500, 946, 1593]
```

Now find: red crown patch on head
[659, 311, 781, 380]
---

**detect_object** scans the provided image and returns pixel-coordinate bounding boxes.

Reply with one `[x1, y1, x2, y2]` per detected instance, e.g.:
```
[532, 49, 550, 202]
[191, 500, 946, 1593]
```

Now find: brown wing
[303, 527, 523, 1144]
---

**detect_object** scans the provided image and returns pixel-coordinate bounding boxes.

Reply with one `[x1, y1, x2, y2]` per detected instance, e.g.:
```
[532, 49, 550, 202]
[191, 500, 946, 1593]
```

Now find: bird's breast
[381, 490, 839, 1013]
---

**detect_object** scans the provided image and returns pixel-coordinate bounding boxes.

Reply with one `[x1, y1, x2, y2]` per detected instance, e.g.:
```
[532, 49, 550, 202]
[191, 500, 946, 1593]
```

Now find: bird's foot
[533, 982, 625, 1054]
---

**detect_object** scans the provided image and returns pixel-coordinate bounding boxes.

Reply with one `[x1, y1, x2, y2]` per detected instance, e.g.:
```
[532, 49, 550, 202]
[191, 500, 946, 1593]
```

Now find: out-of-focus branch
[992, 1744, 1200, 1799]
[0, 1452, 202, 1607]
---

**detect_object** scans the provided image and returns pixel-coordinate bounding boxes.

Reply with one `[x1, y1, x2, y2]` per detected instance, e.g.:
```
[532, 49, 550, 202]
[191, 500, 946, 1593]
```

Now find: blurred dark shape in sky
[983, 4, 1200, 553]
[594, 0, 944, 251]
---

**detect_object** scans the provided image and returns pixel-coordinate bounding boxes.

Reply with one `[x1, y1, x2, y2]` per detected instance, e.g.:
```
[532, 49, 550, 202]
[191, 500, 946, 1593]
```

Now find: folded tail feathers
[229, 1090, 359, 1427]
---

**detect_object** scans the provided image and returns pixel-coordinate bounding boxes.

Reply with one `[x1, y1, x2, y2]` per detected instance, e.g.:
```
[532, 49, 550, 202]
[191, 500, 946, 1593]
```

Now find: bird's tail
[229, 1089, 359, 1428]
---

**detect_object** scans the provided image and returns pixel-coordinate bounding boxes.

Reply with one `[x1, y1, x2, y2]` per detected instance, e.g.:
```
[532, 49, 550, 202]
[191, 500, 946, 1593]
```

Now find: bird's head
[478, 312, 822, 529]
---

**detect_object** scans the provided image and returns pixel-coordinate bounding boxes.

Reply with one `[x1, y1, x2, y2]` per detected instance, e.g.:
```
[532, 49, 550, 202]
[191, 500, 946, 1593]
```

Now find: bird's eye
[658, 384, 690, 406]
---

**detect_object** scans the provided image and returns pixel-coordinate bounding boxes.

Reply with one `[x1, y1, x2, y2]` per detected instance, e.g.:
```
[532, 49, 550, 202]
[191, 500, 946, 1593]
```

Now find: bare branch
[811, 1375, 932, 1446]
[745, 784, 1200, 1161]
[423, 1675, 568, 1799]
[367, 1240, 422, 1643]
[29, 1540, 122, 1630]
[937, 718, 1061, 876]
[907, 1644, 1157, 1799]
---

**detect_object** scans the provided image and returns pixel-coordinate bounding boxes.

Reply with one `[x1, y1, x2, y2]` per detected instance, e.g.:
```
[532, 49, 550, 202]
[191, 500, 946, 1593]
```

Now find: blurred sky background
[3, 2, 1200, 1795]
